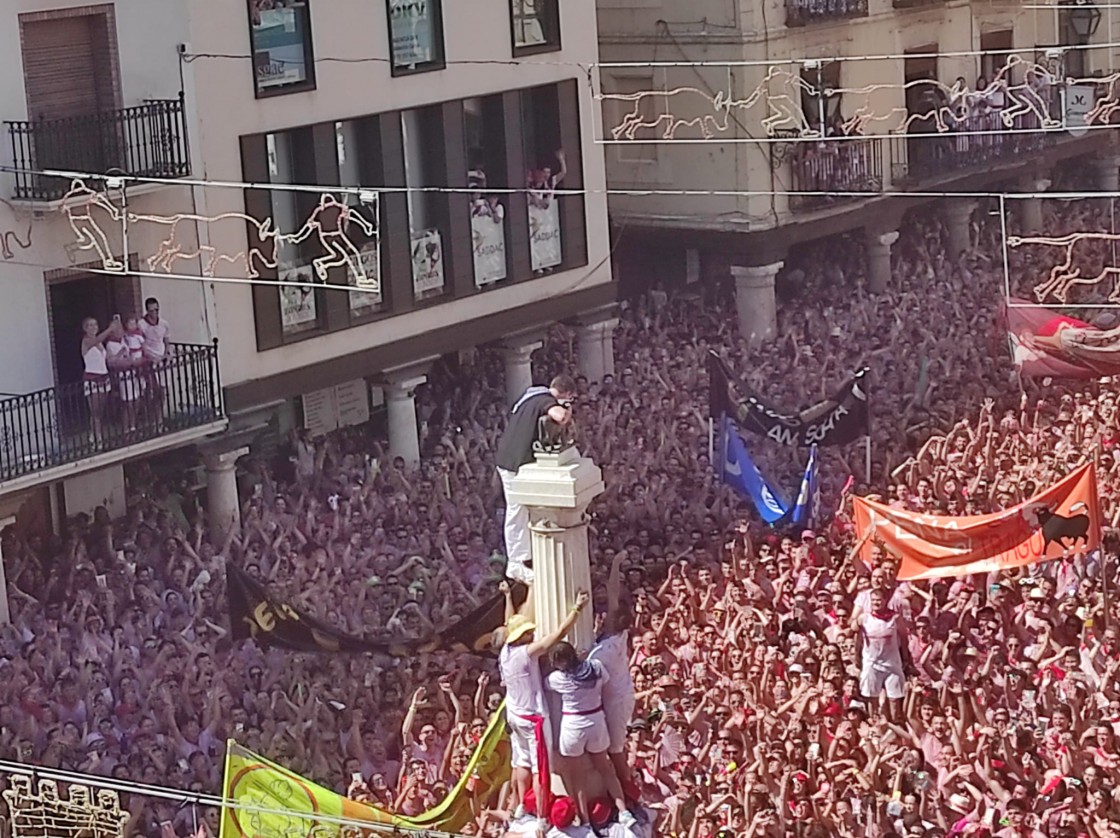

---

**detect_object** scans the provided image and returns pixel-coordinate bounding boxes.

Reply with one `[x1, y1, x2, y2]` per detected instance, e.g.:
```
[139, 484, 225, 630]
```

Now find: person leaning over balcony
[81, 314, 117, 441]
[494, 374, 576, 585]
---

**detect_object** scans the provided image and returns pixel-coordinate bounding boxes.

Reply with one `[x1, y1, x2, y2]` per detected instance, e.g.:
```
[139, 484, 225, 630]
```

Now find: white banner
[302, 379, 370, 437]
[1065, 83, 1095, 137]
[471, 212, 507, 286]
[349, 244, 382, 313]
[279, 265, 317, 332]
[411, 228, 445, 295]
[390, 0, 435, 67]
[529, 199, 563, 272]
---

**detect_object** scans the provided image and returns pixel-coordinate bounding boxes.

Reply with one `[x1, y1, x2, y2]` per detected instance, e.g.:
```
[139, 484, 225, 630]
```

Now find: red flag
[1006, 299, 1120, 379]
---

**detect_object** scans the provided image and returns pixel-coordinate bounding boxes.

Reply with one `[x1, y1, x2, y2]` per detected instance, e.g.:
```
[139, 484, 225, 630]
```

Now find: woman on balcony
[106, 316, 147, 435]
[81, 315, 116, 442]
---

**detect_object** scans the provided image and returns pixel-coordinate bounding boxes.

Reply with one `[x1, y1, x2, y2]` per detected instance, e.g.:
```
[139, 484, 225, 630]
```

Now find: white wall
[63, 463, 126, 518]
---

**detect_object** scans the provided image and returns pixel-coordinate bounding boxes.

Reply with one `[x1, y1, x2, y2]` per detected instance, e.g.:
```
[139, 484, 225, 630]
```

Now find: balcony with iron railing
[786, 0, 868, 27]
[5, 94, 190, 201]
[788, 136, 884, 211]
[0, 342, 223, 484]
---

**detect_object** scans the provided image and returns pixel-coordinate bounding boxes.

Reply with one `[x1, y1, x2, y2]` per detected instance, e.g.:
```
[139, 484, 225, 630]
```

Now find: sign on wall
[251, 4, 310, 90]
[529, 199, 562, 272]
[279, 265, 317, 332]
[390, 0, 436, 68]
[471, 212, 507, 286]
[1065, 83, 1095, 137]
[302, 379, 371, 437]
[411, 228, 445, 295]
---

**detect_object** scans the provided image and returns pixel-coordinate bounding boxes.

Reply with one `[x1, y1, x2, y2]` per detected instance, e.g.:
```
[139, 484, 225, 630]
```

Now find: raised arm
[526, 590, 590, 657]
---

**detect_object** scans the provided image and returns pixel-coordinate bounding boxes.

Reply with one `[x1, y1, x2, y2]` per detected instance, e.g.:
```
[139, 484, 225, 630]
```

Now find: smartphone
[808, 743, 821, 760]
[351, 772, 364, 785]
[116, 550, 125, 562]
[96, 575, 107, 589]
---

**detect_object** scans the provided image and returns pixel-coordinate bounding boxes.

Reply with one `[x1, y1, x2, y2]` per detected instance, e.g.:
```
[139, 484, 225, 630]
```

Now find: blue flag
[721, 415, 789, 523]
[789, 444, 820, 527]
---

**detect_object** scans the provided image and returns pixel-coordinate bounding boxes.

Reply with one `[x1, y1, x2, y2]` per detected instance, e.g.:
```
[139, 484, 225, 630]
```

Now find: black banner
[708, 351, 734, 419]
[227, 565, 527, 658]
[734, 367, 871, 447]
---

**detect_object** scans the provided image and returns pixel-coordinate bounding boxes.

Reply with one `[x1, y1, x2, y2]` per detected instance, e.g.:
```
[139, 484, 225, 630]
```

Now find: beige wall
[182, 0, 612, 390]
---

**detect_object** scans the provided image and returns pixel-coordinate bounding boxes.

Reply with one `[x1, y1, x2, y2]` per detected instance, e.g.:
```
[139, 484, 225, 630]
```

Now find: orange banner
[854, 463, 1099, 580]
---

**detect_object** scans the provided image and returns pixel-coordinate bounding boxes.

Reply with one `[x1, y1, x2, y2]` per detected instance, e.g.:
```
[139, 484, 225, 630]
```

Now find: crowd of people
[1, 192, 1120, 838]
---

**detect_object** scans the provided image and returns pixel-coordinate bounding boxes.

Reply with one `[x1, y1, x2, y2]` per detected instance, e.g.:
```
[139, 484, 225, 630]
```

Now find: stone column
[506, 446, 605, 654]
[1019, 178, 1051, 235]
[204, 447, 249, 544]
[943, 200, 977, 260]
[385, 375, 427, 470]
[576, 319, 618, 384]
[502, 340, 543, 408]
[1096, 157, 1120, 193]
[866, 230, 899, 294]
[732, 262, 782, 346]
[0, 517, 14, 625]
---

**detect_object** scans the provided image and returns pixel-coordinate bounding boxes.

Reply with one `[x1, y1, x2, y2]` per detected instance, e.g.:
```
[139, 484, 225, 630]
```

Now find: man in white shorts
[589, 550, 636, 785]
[857, 588, 910, 722]
[499, 591, 590, 824]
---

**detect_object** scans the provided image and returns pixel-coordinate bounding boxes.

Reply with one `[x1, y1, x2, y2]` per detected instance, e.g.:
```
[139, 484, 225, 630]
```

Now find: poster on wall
[529, 199, 563, 271]
[251, 3, 309, 90]
[411, 229, 445, 295]
[302, 379, 370, 437]
[349, 244, 383, 313]
[1065, 84, 1095, 137]
[390, 0, 435, 68]
[471, 213, 507, 286]
[279, 265, 317, 332]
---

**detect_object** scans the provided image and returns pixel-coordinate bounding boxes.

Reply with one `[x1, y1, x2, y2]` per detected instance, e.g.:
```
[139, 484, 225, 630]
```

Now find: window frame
[386, 0, 446, 77]
[510, 0, 561, 56]
[247, 0, 317, 98]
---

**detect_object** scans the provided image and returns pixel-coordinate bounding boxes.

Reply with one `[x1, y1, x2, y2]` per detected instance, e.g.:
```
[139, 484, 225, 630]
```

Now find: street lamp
[1062, 0, 1102, 41]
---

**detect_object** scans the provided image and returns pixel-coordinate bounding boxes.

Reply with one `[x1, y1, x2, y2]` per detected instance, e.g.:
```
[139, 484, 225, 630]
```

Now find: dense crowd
[1, 192, 1120, 838]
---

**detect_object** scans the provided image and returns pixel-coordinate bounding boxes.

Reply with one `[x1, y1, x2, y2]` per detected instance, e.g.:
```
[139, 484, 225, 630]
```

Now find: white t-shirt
[139, 316, 171, 360]
[546, 662, 610, 717]
[589, 632, 632, 698]
[500, 643, 545, 717]
[860, 611, 904, 673]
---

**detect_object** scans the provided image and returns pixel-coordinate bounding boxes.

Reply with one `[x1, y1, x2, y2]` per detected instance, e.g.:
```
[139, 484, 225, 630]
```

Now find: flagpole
[709, 417, 715, 466]
[1096, 444, 1110, 629]
[865, 369, 874, 486]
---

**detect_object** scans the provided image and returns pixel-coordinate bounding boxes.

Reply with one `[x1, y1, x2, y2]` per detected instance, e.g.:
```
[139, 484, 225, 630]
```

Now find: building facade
[596, 0, 1120, 333]
[0, 0, 616, 550]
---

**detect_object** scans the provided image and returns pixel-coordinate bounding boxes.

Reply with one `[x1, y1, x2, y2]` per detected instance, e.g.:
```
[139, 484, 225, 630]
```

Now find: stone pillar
[506, 446, 605, 655]
[732, 262, 782, 346]
[502, 340, 542, 408]
[576, 319, 618, 384]
[203, 447, 249, 544]
[0, 517, 14, 625]
[1096, 157, 1120, 193]
[1019, 178, 1051, 234]
[385, 375, 427, 470]
[943, 200, 976, 260]
[866, 230, 899, 294]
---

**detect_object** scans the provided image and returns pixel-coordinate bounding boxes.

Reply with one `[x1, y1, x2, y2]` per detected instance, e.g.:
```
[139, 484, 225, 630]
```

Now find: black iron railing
[0, 342, 222, 482]
[786, 0, 868, 26]
[789, 137, 884, 211]
[6, 95, 190, 201]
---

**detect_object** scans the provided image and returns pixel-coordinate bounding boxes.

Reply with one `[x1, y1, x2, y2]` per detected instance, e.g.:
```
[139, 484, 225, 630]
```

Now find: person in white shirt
[138, 297, 171, 364]
[857, 588, 910, 723]
[589, 550, 635, 786]
[546, 642, 637, 830]
[499, 591, 590, 823]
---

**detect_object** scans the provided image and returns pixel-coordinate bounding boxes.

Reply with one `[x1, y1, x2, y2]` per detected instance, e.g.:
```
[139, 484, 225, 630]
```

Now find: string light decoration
[1008, 230, 1120, 303]
[0, 198, 33, 261]
[52, 179, 381, 293]
[2, 776, 129, 838]
[598, 53, 1120, 143]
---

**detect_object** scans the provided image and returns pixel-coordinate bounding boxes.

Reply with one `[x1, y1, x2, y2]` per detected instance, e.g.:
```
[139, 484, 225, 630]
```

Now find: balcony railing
[6, 95, 190, 201]
[789, 137, 884, 211]
[0, 342, 222, 483]
[786, 0, 868, 26]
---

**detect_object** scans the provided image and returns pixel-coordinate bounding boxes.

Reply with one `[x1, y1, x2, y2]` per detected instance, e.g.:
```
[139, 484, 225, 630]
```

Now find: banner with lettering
[471, 212, 507, 286]
[227, 565, 527, 657]
[389, 0, 436, 68]
[278, 266, 317, 333]
[411, 229, 445, 295]
[734, 367, 870, 447]
[529, 199, 563, 271]
[853, 463, 1099, 580]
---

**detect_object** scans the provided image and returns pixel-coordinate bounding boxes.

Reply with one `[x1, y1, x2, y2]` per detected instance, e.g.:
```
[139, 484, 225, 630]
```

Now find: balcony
[0, 343, 223, 484]
[788, 137, 884, 211]
[5, 96, 190, 201]
[786, 0, 868, 26]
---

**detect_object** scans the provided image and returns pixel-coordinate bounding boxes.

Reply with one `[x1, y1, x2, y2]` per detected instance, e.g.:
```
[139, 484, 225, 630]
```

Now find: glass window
[268, 131, 320, 336]
[248, 0, 315, 96]
[523, 85, 565, 275]
[335, 121, 384, 317]
[464, 97, 509, 287]
[387, 0, 444, 74]
[511, 0, 560, 54]
[402, 108, 447, 300]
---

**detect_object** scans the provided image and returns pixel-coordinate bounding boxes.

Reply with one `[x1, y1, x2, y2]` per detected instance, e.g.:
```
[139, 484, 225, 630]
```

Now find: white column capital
[203, 446, 249, 473]
[502, 339, 544, 360]
[873, 230, 900, 248]
[732, 261, 783, 288]
[384, 375, 427, 399]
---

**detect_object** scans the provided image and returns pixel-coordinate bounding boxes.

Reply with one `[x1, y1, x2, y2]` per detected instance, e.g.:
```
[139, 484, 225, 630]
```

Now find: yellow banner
[219, 703, 510, 837]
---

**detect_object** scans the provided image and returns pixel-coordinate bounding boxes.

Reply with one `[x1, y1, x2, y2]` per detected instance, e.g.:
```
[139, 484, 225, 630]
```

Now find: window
[606, 75, 657, 161]
[980, 30, 1013, 82]
[523, 84, 564, 274]
[335, 121, 384, 317]
[248, 0, 315, 96]
[800, 61, 842, 135]
[511, 0, 560, 54]
[267, 129, 321, 336]
[464, 96, 509, 287]
[402, 108, 447, 300]
[387, 0, 444, 75]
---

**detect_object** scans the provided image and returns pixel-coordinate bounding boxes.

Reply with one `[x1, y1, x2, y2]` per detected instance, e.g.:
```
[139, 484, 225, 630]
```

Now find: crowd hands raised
[0, 196, 1118, 837]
